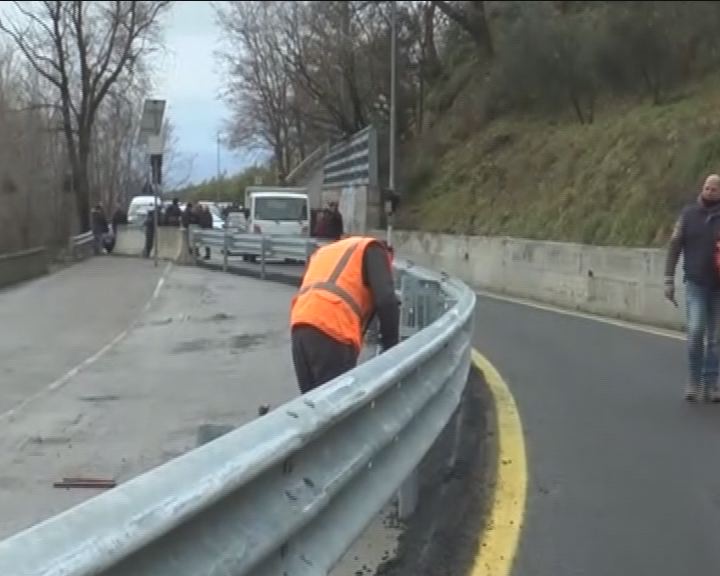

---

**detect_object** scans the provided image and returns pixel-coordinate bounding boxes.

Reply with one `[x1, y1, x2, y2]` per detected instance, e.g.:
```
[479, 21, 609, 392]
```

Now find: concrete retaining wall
[382, 230, 686, 330]
[0, 247, 48, 289]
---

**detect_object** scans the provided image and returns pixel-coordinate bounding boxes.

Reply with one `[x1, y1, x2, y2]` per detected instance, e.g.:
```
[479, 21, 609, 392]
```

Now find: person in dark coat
[666, 173, 720, 402]
[143, 208, 156, 258]
[165, 198, 182, 226]
[325, 201, 344, 240]
[111, 203, 128, 235]
[199, 204, 213, 260]
[182, 202, 194, 228]
[91, 204, 109, 255]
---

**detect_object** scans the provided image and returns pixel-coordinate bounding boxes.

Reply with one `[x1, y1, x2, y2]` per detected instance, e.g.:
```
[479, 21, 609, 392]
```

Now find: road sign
[138, 99, 165, 146]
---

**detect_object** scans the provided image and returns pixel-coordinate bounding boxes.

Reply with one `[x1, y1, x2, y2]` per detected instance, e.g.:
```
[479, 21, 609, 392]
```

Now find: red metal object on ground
[53, 477, 116, 489]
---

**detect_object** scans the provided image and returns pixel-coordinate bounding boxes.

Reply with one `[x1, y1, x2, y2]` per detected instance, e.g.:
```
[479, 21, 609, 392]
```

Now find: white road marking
[0, 263, 172, 422]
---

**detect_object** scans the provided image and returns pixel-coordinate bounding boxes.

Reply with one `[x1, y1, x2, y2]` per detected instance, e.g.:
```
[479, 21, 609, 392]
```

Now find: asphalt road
[0, 257, 164, 416]
[202, 251, 304, 286]
[0, 259, 297, 538]
[473, 295, 720, 575]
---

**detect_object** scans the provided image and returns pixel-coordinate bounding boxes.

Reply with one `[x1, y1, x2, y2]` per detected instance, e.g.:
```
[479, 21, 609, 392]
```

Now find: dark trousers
[291, 325, 357, 394]
[144, 230, 154, 258]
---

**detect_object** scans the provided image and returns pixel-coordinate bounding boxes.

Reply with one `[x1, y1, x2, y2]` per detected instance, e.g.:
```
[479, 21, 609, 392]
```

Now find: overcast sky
[155, 1, 257, 185]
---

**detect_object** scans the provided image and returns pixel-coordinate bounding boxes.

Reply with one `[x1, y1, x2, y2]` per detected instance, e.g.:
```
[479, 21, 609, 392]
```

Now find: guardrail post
[260, 236, 267, 280]
[223, 226, 229, 273]
[397, 468, 419, 520]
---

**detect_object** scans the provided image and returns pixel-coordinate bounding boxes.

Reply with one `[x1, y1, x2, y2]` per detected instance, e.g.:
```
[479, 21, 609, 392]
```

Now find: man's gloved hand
[664, 278, 677, 307]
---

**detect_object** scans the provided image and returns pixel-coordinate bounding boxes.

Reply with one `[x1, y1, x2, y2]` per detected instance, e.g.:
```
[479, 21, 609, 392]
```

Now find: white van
[245, 188, 310, 237]
[127, 195, 159, 225]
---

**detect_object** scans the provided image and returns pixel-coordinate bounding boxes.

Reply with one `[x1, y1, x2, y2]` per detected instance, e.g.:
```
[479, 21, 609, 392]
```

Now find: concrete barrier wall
[0, 247, 48, 289]
[114, 225, 186, 262]
[381, 230, 686, 330]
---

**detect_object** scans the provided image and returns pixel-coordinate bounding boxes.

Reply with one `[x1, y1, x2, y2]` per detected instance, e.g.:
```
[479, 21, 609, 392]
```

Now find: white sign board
[138, 99, 166, 146]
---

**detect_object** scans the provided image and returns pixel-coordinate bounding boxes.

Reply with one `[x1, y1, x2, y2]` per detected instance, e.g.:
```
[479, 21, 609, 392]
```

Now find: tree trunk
[432, 1, 493, 58]
[417, 65, 425, 135]
[423, 2, 442, 79]
[75, 128, 92, 232]
[294, 106, 306, 160]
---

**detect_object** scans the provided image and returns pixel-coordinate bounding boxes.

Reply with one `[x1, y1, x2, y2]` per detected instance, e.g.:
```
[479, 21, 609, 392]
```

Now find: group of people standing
[143, 199, 214, 259]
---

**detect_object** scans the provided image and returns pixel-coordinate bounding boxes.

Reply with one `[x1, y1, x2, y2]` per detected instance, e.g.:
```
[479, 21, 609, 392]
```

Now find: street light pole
[153, 179, 159, 268]
[216, 131, 221, 203]
[138, 99, 166, 269]
[387, 0, 397, 246]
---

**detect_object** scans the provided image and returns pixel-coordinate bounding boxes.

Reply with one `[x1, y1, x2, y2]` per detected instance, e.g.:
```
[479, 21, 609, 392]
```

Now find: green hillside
[399, 75, 720, 247]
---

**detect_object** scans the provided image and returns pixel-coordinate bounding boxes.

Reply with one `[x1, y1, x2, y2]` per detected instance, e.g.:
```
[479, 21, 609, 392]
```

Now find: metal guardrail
[190, 228, 322, 278]
[0, 234, 476, 576]
[68, 230, 96, 261]
[71, 230, 94, 247]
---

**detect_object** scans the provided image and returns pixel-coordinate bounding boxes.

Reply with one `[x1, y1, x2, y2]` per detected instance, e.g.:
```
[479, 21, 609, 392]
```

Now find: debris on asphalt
[53, 477, 116, 489]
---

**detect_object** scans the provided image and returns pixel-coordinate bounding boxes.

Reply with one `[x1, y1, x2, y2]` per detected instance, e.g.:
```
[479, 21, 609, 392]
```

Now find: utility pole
[139, 99, 166, 269]
[216, 131, 221, 203]
[387, 0, 397, 246]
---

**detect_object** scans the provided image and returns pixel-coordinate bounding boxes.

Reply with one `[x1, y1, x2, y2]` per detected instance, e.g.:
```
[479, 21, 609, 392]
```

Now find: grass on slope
[400, 77, 720, 247]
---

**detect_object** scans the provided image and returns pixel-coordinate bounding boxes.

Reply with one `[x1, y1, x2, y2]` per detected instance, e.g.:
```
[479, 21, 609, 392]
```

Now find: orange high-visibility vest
[291, 237, 379, 351]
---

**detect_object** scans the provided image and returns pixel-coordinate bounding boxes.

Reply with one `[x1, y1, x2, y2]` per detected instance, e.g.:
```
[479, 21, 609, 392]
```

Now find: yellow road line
[471, 349, 527, 576]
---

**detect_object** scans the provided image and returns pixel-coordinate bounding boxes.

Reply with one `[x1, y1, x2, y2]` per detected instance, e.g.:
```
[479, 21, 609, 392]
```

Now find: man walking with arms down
[666, 174, 720, 402]
[290, 237, 399, 393]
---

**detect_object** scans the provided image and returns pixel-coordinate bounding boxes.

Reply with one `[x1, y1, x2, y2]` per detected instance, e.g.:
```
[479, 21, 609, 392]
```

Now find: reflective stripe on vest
[297, 241, 363, 319]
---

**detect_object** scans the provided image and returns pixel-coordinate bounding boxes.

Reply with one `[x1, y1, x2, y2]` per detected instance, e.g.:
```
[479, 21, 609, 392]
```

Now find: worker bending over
[290, 237, 399, 393]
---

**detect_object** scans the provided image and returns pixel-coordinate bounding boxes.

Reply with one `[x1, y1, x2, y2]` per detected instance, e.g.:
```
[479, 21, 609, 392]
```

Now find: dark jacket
[362, 243, 399, 350]
[665, 197, 720, 288]
[182, 206, 193, 228]
[111, 208, 127, 234]
[199, 209, 213, 229]
[165, 203, 182, 226]
[326, 210, 344, 240]
[298, 241, 399, 350]
[91, 208, 109, 236]
[144, 210, 156, 232]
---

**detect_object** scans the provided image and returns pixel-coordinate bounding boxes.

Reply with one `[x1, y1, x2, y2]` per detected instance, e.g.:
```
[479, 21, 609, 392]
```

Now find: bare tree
[432, 1, 494, 58]
[0, 1, 171, 232]
[0, 44, 68, 253]
[161, 118, 195, 191]
[216, 2, 296, 182]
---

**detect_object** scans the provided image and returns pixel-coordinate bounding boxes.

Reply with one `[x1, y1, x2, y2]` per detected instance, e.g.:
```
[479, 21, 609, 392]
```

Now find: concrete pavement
[201, 249, 305, 286]
[0, 257, 164, 416]
[0, 260, 297, 538]
[473, 295, 720, 575]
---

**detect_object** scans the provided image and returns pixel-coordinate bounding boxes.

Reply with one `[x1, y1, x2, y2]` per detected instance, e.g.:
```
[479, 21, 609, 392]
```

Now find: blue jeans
[686, 281, 720, 389]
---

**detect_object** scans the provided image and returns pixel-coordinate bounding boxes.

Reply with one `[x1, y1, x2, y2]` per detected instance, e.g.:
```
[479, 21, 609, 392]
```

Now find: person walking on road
[91, 203, 109, 255]
[199, 204, 213, 260]
[111, 203, 127, 236]
[143, 206, 156, 259]
[666, 173, 720, 403]
[290, 237, 399, 393]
